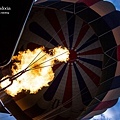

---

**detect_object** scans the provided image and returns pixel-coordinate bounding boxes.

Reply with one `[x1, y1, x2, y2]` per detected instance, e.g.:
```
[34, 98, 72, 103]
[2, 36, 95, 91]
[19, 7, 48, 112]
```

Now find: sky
[0, 0, 120, 120]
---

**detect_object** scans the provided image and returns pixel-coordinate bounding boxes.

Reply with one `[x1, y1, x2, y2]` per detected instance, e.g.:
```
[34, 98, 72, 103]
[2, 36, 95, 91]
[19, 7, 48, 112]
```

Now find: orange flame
[1, 46, 69, 96]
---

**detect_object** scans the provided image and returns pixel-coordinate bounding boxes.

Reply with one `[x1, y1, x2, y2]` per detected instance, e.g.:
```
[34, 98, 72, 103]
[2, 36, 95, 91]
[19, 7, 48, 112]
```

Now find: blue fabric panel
[101, 63, 117, 83]
[66, 13, 75, 49]
[103, 11, 120, 29]
[43, 64, 67, 101]
[103, 54, 116, 68]
[79, 57, 102, 68]
[111, 76, 120, 89]
[89, 17, 110, 36]
[77, 34, 98, 52]
[29, 22, 59, 46]
[99, 31, 116, 52]
[73, 63, 92, 106]
[76, 7, 100, 23]
[75, 3, 88, 13]
[105, 47, 117, 60]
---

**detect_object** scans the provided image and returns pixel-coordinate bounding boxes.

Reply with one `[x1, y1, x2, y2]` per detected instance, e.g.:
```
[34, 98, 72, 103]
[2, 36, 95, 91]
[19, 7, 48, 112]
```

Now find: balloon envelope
[0, 0, 120, 120]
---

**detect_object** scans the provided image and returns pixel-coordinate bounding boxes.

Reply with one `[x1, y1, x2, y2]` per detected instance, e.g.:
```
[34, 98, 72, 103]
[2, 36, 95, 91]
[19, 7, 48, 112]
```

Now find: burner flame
[0, 46, 69, 96]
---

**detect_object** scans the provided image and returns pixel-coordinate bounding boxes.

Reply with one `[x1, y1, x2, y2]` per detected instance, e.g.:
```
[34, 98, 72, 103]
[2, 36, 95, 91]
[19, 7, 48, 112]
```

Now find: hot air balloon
[0, 0, 120, 120]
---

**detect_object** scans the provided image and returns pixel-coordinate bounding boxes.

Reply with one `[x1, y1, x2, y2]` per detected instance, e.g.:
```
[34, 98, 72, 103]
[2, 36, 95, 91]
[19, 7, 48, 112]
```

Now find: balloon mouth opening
[68, 49, 77, 63]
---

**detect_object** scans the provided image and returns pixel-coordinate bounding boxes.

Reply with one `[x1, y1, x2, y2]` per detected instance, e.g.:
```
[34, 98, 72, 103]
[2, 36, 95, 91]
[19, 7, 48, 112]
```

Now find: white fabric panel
[115, 62, 120, 76]
[103, 88, 120, 101]
[79, 109, 106, 120]
[90, 1, 115, 16]
[112, 26, 120, 45]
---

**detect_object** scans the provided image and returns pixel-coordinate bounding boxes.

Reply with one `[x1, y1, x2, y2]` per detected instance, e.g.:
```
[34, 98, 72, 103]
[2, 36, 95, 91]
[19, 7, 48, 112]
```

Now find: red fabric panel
[94, 99, 117, 111]
[77, 0, 100, 6]
[117, 45, 120, 61]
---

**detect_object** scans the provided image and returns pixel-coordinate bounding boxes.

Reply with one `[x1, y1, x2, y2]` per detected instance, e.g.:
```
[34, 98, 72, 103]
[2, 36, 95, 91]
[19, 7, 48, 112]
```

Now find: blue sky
[0, 0, 120, 120]
[104, 0, 120, 10]
[91, 98, 120, 120]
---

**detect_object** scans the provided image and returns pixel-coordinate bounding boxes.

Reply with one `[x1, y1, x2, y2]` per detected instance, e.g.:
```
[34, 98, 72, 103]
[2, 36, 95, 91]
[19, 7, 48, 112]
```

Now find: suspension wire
[0, 27, 102, 92]
[25, 31, 76, 72]
[26, 61, 62, 72]
[25, 23, 91, 74]
[36, 87, 94, 120]
[35, 76, 98, 119]
[18, 50, 68, 73]
[26, 51, 68, 71]
[0, 13, 75, 91]
[45, 108, 70, 120]
[25, 19, 92, 72]
[0, 48, 69, 91]
[26, 5, 74, 69]
[17, 8, 91, 73]
[24, 49, 44, 70]
[25, 52, 48, 71]
[0, 99, 12, 115]
[36, 91, 82, 120]
[0, 2, 100, 84]
[24, 13, 75, 71]
[35, 76, 98, 120]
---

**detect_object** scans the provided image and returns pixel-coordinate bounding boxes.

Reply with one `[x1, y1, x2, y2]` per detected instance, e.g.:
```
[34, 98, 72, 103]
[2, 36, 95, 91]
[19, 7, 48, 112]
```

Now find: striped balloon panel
[9, 0, 120, 120]
[77, 1, 120, 119]
[14, 5, 103, 120]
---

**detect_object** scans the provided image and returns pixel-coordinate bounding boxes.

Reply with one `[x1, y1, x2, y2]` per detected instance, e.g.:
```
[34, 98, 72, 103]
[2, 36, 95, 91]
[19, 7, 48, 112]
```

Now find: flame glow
[1, 46, 69, 96]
